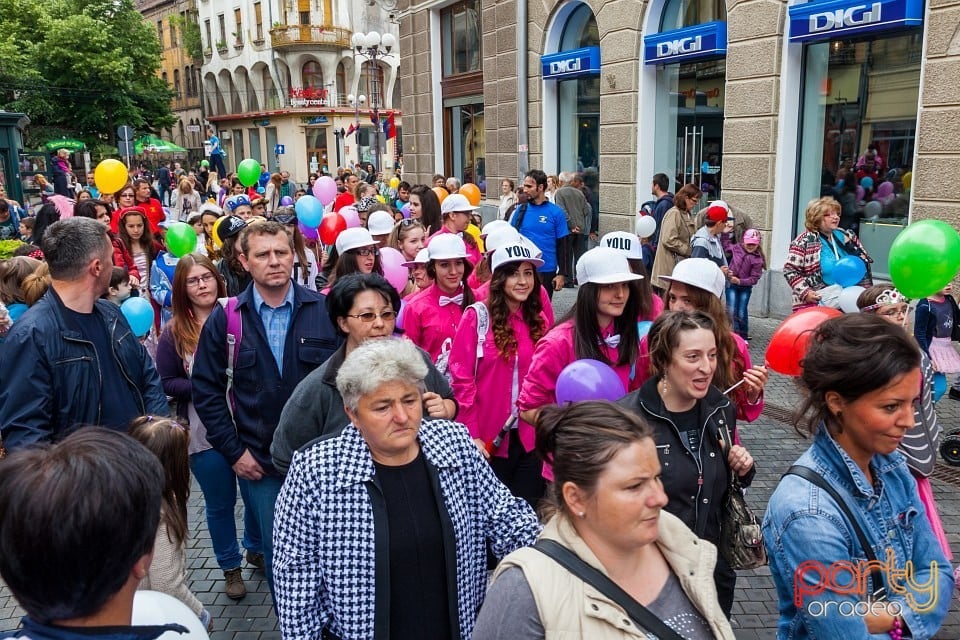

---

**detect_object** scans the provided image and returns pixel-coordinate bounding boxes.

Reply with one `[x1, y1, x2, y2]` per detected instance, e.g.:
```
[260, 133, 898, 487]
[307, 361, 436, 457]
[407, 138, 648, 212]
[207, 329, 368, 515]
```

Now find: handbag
[785, 465, 887, 599]
[717, 422, 768, 570]
[533, 539, 685, 640]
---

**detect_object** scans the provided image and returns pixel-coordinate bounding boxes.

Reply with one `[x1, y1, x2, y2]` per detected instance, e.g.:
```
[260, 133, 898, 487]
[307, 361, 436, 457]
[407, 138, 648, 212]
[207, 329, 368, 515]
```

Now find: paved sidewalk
[0, 298, 958, 637]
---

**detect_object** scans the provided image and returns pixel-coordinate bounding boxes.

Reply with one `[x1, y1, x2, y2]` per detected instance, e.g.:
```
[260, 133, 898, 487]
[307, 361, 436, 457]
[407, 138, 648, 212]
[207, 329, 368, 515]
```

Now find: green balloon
[889, 219, 960, 298]
[237, 158, 261, 187]
[166, 222, 198, 258]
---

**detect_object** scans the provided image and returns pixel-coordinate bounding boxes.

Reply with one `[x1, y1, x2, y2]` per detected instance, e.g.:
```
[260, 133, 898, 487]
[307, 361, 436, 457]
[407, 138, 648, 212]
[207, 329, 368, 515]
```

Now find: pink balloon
[379, 247, 408, 294]
[876, 181, 894, 199]
[313, 176, 338, 206]
[394, 299, 407, 332]
[856, 186, 865, 202]
[298, 221, 319, 241]
[340, 205, 361, 228]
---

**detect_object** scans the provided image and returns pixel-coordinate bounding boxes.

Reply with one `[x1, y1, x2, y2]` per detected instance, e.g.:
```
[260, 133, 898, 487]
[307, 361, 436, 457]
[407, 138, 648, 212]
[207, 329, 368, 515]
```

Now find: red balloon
[765, 307, 842, 376]
[319, 213, 347, 246]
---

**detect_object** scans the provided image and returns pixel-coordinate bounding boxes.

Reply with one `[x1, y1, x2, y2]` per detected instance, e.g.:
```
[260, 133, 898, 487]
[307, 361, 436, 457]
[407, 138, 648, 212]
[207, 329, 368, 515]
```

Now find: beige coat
[494, 513, 735, 639]
[650, 206, 696, 289]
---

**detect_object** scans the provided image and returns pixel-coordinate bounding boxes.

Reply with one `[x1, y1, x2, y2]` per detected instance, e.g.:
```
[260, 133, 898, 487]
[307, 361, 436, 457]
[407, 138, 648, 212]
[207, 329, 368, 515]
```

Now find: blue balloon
[7, 303, 27, 322]
[121, 297, 154, 337]
[256, 186, 265, 194]
[934, 372, 947, 403]
[295, 195, 323, 228]
[833, 256, 866, 288]
[637, 320, 653, 339]
[860, 176, 874, 190]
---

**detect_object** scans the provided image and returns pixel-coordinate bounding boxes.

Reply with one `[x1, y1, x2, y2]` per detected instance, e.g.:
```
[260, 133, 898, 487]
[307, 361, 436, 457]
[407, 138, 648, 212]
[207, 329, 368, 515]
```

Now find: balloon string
[723, 379, 746, 395]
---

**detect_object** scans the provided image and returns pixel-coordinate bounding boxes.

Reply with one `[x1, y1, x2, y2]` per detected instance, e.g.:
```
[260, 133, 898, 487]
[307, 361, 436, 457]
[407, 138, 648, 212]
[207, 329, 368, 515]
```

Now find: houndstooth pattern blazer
[273, 418, 542, 640]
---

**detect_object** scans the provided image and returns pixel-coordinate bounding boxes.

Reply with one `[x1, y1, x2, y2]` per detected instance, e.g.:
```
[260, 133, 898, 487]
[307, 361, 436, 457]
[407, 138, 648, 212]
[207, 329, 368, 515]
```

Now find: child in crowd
[726, 228, 766, 341]
[129, 416, 211, 630]
[104, 267, 133, 306]
[17, 217, 34, 244]
[915, 284, 960, 399]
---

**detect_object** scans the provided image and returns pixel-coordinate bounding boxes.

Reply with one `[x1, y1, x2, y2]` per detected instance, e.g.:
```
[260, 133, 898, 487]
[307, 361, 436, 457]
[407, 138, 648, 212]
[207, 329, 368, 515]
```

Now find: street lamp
[351, 30, 396, 174]
[347, 93, 366, 167]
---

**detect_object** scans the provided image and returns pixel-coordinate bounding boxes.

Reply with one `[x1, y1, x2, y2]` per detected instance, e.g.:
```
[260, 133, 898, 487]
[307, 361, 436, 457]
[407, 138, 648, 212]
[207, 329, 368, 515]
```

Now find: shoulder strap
[511, 201, 529, 231]
[533, 540, 685, 640]
[218, 297, 242, 417]
[784, 465, 886, 599]
[469, 302, 489, 361]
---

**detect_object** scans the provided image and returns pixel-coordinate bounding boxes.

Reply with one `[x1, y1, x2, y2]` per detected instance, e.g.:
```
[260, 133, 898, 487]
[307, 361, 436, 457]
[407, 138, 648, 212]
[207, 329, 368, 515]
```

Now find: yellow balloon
[389, 177, 400, 189]
[94, 159, 129, 195]
[376, 195, 386, 203]
[465, 223, 484, 253]
[211, 216, 227, 248]
[902, 171, 912, 190]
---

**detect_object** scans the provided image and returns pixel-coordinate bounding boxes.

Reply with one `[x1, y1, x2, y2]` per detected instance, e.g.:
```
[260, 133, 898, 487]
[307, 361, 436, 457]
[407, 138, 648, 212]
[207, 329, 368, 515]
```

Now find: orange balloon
[432, 186, 448, 204]
[460, 183, 481, 206]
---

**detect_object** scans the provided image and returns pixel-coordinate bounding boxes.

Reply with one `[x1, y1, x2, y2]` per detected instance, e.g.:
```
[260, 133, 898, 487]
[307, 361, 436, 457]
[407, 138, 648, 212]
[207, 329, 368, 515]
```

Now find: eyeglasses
[186, 273, 217, 288]
[345, 309, 396, 323]
[350, 247, 379, 257]
[119, 193, 135, 198]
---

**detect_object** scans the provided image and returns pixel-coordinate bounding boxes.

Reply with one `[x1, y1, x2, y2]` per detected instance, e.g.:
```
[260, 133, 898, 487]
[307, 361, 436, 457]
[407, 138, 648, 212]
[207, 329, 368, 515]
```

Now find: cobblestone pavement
[1, 291, 958, 638]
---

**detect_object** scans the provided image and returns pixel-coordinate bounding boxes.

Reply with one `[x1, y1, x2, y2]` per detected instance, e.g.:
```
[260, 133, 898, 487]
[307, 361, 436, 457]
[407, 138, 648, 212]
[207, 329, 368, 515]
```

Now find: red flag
[346, 123, 357, 137]
[385, 112, 397, 140]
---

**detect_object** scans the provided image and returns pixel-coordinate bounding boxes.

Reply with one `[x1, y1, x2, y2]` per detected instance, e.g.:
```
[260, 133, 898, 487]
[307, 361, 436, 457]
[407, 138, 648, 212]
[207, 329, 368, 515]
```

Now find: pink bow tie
[439, 293, 464, 307]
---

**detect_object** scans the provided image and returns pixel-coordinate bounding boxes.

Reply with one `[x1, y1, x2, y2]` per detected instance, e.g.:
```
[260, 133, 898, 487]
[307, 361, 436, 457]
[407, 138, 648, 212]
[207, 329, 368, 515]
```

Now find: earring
[579, 512, 586, 518]
[660, 376, 668, 395]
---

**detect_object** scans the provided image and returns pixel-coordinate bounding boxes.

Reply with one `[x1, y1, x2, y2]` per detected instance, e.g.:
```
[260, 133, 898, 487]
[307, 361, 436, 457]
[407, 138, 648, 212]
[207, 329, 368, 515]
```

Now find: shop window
[795, 32, 921, 278]
[444, 100, 485, 187]
[557, 3, 600, 174]
[660, 0, 724, 31]
[441, 1, 481, 77]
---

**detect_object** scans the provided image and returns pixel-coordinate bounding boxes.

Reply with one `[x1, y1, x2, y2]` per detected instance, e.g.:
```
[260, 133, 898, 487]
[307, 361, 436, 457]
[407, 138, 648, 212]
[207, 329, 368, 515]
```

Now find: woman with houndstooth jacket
[272, 336, 541, 640]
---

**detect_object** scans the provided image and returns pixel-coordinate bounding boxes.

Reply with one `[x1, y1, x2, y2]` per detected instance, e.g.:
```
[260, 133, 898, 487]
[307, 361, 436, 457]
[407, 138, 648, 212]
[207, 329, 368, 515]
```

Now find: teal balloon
[7, 303, 27, 321]
[832, 256, 866, 288]
[165, 222, 197, 258]
[121, 297, 154, 337]
[637, 320, 653, 339]
[889, 220, 960, 298]
[237, 158, 261, 187]
[295, 195, 323, 228]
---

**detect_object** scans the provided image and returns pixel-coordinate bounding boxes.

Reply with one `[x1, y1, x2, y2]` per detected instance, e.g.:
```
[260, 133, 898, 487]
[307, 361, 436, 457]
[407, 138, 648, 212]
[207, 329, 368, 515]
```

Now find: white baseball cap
[660, 257, 726, 299]
[600, 231, 642, 261]
[440, 193, 476, 215]
[481, 219, 511, 238]
[367, 210, 395, 236]
[427, 233, 469, 260]
[491, 243, 544, 272]
[401, 247, 430, 268]
[576, 248, 644, 285]
[335, 227, 377, 254]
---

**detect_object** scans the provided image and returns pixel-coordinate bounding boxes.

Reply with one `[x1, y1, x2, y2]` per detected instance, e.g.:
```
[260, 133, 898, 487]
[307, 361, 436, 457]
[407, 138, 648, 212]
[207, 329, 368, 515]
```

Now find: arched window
[360, 62, 384, 108]
[302, 61, 322, 89]
[336, 61, 346, 103]
[660, 0, 725, 31]
[173, 69, 181, 98]
[559, 2, 599, 49]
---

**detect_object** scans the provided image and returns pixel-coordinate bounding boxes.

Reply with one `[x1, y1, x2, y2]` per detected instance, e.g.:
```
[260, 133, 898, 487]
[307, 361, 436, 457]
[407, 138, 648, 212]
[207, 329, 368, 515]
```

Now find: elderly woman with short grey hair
[272, 337, 541, 640]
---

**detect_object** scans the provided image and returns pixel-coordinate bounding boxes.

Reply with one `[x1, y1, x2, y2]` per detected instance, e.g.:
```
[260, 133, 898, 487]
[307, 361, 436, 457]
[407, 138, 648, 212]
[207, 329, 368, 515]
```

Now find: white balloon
[132, 591, 209, 639]
[838, 285, 866, 313]
[863, 200, 883, 220]
[635, 215, 657, 239]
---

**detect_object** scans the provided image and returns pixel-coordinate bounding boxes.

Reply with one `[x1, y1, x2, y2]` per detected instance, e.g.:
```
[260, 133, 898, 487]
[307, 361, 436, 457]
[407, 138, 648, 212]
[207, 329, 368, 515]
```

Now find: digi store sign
[644, 21, 728, 65]
[789, 0, 923, 43]
[541, 46, 601, 80]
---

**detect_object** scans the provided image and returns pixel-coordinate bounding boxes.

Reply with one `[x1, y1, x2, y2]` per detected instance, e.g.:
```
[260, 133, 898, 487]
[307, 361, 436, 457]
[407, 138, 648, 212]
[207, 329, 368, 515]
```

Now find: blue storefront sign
[644, 21, 727, 65]
[789, 0, 923, 43]
[541, 46, 601, 80]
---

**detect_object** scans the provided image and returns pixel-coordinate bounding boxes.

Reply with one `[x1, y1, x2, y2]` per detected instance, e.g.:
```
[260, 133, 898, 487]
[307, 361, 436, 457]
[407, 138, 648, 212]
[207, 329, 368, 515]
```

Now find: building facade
[195, 0, 401, 183]
[399, 0, 960, 315]
[138, 0, 205, 162]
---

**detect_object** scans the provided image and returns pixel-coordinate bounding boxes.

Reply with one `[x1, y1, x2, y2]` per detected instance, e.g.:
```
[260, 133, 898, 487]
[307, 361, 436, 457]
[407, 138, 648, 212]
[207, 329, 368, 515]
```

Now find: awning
[135, 135, 187, 154]
[43, 138, 86, 152]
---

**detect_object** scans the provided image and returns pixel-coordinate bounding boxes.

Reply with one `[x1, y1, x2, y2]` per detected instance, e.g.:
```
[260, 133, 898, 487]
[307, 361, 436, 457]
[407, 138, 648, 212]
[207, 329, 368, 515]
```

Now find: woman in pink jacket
[518, 247, 645, 427]
[636, 257, 769, 423]
[448, 242, 549, 508]
[403, 233, 476, 363]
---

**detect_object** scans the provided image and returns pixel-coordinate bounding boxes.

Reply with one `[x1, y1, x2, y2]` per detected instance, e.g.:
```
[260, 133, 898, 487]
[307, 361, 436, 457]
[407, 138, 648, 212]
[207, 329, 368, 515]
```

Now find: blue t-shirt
[509, 200, 569, 273]
[209, 134, 222, 157]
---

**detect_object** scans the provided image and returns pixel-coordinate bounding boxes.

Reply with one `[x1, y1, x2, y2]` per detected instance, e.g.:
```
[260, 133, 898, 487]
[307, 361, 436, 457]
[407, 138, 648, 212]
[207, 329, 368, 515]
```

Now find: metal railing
[269, 25, 352, 49]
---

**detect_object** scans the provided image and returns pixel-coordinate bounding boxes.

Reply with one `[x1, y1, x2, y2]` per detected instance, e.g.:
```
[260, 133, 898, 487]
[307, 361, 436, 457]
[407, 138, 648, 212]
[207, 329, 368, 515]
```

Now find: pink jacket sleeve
[448, 307, 481, 438]
[540, 286, 555, 327]
[517, 325, 571, 412]
[734, 333, 763, 422]
[403, 299, 424, 351]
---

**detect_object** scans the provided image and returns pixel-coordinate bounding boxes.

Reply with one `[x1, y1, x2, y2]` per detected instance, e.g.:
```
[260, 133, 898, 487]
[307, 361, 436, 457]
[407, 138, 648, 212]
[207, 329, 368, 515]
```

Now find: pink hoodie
[403, 283, 473, 361]
[448, 304, 550, 456]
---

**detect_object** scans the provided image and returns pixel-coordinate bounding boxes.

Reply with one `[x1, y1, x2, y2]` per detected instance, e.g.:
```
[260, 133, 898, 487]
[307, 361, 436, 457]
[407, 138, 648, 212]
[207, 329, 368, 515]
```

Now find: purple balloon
[280, 196, 294, 206]
[876, 181, 894, 199]
[395, 299, 407, 331]
[401, 203, 412, 219]
[555, 359, 626, 404]
[313, 175, 338, 206]
[855, 186, 865, 202]
[298, 221, 319, 241]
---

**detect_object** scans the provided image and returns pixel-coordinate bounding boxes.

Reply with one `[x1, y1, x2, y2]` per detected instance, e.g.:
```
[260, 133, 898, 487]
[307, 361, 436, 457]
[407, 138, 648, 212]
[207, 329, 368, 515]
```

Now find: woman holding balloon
[783, 196, 873, 312]
[518, 247, 644, 426]
[448, 243, 550, 508]
[618, 310, 755, 617]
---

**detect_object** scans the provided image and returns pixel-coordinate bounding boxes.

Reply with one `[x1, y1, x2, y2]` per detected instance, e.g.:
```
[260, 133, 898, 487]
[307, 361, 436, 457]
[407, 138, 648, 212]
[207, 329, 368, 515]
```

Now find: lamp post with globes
[350, 30, 396, 175]
[346, 92, 366, 168]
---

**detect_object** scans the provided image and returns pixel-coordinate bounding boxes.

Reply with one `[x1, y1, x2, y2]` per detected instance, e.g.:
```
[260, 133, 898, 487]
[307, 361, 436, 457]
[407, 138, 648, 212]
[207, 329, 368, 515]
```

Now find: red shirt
[333, 192, 355, 213]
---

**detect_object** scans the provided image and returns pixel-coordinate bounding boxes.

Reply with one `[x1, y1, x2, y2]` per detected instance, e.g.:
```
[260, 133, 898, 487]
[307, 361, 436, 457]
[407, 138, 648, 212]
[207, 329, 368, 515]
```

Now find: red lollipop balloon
[765, 306, 842, 376]
[318, 213, 347, 246]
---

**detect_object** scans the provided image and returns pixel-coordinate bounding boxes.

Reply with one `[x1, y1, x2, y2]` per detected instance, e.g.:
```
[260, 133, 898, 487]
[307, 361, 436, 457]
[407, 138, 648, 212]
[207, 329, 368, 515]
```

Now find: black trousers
[489, 431, 545, 511]
[713, 552, 737, 618]
[540, 272, 555, 301]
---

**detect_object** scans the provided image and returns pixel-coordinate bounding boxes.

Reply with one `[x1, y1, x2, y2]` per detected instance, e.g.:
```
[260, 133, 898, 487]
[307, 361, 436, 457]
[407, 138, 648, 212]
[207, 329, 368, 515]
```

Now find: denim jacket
[762, 425, 953, 639]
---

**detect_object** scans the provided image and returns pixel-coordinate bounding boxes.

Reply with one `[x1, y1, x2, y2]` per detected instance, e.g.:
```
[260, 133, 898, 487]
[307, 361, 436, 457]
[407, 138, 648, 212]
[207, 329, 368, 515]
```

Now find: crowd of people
[0, 158, 954, 640]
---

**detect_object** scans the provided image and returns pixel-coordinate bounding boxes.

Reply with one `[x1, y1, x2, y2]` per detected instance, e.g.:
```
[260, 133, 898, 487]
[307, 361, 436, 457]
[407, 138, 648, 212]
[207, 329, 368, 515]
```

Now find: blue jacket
[0, 289, 169, 448]
[0, 619, 186, 640]
[762, 426, 953, 639]
[191, 280, 339, 475]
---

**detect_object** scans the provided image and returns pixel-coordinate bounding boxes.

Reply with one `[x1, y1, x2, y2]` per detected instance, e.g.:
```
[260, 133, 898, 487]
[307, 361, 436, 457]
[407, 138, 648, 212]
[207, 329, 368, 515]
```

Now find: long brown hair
[169, 253, 226, 360]
[487, 260, 545, 359]
[128, 416, 191, 546]
[117, 209, 156, 261]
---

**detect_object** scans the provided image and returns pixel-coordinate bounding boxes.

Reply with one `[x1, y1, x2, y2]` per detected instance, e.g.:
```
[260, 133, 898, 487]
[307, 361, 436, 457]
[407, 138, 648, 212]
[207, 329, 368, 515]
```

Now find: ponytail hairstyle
[128, 416, 191, 546]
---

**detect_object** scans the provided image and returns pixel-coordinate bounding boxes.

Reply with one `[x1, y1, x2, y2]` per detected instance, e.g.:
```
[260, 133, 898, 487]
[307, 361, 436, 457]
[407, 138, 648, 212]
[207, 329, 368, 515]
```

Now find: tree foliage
[0, 0, 175, 148]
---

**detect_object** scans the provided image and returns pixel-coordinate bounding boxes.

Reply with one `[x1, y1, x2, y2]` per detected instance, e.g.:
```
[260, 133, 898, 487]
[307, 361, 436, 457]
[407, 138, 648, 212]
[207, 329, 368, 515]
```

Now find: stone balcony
[269, 25, 352, 51]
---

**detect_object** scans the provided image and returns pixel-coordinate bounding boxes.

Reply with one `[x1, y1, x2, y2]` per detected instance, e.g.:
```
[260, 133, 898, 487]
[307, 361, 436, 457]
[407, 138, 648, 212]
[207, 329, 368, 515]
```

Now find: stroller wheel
[939, 431, 960, 467]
